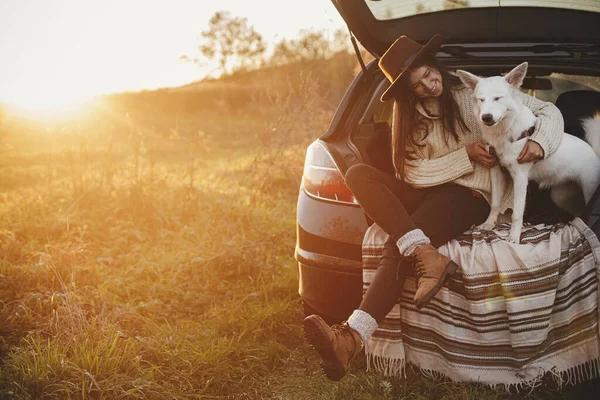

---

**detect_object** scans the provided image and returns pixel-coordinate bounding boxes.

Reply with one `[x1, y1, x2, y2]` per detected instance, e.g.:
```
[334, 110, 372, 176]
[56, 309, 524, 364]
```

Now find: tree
[331, 29, 353, 56]
[199, 11, 266, 75]
[270, 29, 349, 67]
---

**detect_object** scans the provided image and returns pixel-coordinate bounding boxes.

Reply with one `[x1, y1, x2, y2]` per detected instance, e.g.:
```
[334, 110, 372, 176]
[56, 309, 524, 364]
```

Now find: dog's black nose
[481, 114, 494, 124]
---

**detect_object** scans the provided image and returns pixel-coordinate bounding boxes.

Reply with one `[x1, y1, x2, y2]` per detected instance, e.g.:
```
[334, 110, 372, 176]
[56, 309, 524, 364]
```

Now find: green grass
[0, 99, 597, 399]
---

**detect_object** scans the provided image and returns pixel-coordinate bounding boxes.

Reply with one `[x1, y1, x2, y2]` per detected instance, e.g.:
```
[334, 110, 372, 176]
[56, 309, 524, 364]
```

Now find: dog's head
[456, 62, 528, 127]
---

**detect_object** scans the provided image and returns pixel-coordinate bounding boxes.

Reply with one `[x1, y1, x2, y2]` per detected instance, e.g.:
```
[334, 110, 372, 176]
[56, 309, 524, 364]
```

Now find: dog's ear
[504, 62, 528, 88]
[456, 70, 479, 93]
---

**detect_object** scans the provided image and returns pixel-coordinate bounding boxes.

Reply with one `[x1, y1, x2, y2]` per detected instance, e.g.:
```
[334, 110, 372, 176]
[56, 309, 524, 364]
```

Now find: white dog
[457, 62, 600, 243]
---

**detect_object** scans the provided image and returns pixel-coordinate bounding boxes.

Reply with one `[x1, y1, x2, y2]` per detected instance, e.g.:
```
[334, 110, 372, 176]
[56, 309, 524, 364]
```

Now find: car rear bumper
[295, 188, 368, 321]
[296, 248, 363, 322]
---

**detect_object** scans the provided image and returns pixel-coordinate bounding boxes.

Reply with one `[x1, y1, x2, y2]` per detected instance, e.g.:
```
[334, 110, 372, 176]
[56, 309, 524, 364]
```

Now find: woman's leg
[409, 183, 490, 247]
[345, 164, 487, 316]
[305, 166, 489, 380]
[344, 164, 425, 242]
[357, 236, 407, 322]
[405, 184, 490, 307]
[304, 165, 422, 380]
[345, 164, 490, 246]
[355, 182, 490, 325]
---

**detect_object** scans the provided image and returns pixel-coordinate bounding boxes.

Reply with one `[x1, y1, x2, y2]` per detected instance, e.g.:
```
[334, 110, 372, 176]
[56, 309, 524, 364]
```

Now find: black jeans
[345, 164, 490, 322]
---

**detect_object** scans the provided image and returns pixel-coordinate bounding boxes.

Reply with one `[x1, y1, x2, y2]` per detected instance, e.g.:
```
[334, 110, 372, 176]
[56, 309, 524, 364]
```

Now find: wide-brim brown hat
[379, 34, 443, 102]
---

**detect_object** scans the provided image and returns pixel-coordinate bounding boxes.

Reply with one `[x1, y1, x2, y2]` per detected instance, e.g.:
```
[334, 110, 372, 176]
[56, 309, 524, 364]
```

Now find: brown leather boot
[412, 244, 458, 309]
[303, 314, 362, 381]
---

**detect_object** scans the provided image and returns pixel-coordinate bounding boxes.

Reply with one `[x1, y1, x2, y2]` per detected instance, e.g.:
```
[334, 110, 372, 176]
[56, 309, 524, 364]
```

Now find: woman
[303, 34, 565, 381]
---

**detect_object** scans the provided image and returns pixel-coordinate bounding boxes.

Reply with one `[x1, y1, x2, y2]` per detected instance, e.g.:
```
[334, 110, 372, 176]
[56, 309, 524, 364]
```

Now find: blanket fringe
[419, 367, 446, 382]
[481, 358, 600, 393]
[366, 356, 600, 393]
[366, 354, 406, 378]
[551, 357, 600, 388]
[464, 359, 600, 394]
[487, 373, 544, 394]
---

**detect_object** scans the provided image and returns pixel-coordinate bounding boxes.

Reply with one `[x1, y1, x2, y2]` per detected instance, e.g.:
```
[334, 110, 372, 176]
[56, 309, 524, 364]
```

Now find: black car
[296, 0, 600, 324]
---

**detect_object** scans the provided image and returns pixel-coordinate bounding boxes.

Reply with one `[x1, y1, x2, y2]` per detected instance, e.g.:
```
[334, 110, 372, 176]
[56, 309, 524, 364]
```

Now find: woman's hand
[517, 140, 545, 164]
[466, 142, 498, 168]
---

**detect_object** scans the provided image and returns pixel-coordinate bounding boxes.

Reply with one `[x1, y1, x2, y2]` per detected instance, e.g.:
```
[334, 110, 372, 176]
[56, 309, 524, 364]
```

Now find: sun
[5, 89, 97, 119]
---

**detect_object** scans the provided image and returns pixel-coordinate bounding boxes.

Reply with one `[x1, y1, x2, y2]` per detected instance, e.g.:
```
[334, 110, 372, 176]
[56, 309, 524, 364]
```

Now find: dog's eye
[477, 98, 484, 102]
[494, 97, 502, 101]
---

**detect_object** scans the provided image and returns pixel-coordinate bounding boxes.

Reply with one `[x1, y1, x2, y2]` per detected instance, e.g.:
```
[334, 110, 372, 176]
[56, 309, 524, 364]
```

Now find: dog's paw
[477, 221, 495, 231]
[506, 231, 521, 243]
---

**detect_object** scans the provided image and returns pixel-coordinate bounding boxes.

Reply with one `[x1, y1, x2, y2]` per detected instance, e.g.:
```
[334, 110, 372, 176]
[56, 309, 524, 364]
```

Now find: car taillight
[301, 141, 357, 204]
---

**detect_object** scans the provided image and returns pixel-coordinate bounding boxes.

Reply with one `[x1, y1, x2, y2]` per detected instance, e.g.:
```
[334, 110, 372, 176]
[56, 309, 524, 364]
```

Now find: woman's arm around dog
[515, 90, 565, 161]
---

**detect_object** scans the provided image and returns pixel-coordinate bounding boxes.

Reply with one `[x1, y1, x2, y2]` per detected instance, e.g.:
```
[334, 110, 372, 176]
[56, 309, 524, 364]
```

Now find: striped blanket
[362, 218, 600, 389]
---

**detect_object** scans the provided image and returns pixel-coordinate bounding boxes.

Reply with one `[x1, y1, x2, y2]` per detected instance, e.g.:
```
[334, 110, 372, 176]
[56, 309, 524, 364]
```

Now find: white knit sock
[396, 229, 431, 256]
[347, 309, 378, 346]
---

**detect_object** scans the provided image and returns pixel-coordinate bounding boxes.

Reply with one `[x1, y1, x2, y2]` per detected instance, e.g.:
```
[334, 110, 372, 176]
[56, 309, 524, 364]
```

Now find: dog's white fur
[583, 116, 600, 157]
[457, 62, 600, 243]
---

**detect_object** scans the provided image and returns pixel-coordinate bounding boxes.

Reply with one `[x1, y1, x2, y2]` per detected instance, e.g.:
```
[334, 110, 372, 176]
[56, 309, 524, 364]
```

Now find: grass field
[0, 80, 597, 399]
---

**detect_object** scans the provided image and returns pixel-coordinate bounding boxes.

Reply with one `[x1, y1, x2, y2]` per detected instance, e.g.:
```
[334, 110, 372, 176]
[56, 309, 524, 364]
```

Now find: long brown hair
[391, 55, 467, 180]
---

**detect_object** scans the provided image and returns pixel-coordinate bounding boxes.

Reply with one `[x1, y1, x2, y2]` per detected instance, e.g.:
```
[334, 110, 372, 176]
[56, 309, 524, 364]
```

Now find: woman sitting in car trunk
[303, 34, 565, 381]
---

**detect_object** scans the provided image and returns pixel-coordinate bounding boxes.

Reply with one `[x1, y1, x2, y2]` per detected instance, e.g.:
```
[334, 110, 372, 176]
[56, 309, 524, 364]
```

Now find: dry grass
[0, 73, 326, 399]
[0, 70, 596, 399]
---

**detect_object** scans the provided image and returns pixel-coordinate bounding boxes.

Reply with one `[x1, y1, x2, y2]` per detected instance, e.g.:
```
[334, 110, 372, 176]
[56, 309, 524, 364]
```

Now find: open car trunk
[333, 0, 600, 58]
[333, 1, 600, 78]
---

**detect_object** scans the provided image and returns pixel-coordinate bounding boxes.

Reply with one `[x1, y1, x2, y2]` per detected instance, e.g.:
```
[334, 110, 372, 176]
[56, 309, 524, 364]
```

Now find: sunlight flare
[6, 90, 97, 119]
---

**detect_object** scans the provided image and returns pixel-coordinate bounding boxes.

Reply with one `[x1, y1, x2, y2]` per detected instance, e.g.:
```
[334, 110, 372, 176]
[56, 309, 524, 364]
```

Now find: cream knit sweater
[399, 86, 565, 213]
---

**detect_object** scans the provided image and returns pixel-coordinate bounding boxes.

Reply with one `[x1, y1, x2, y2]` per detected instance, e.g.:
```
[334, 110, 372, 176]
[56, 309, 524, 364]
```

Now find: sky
[0, 0, 346, 109]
